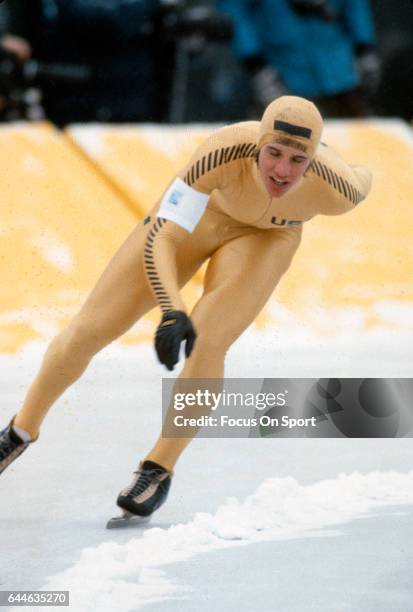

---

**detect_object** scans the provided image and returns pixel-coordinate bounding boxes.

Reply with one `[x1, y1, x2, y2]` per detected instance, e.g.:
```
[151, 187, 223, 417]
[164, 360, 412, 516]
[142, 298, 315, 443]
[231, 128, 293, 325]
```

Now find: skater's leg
[13, 219, 207, 439]
[145, 226, 302, 470]
[13, 222, 155, 437]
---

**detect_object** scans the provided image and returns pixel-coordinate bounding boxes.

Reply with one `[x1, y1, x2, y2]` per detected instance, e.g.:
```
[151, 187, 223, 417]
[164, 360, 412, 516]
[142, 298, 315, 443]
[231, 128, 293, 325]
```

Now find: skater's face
[257, 142, 311, 198]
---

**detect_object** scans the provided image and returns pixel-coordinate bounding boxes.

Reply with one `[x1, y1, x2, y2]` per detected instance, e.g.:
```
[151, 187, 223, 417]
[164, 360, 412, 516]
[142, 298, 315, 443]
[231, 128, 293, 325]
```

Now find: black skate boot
[0, 418, 34, 475]
[106, 460, 172, 529]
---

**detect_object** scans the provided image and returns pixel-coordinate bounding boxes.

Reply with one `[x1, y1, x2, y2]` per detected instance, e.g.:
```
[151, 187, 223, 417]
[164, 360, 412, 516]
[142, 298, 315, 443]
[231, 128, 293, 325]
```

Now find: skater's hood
[257, 96, 323, 159]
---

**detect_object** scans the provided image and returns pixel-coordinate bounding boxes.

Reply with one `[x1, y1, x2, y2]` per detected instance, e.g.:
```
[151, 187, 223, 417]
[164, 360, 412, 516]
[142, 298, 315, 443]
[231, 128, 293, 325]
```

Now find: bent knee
[190, 329, 236, 358]
[55, 317, 107, 360]
[191, 311, 255, 356]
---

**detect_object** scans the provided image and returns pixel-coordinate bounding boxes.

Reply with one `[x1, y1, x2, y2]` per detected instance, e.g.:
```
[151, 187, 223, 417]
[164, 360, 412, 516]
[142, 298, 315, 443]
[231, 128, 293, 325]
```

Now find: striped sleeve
[144, 218, 189, 314]
[177, 124, 257, 194]
[309, 145, 372, 215]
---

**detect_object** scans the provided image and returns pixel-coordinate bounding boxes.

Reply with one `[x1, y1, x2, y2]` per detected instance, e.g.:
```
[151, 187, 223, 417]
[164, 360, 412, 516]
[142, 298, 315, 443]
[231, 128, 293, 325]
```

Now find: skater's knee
[54, 317, 105, 362]
[190, 330, 233, 359]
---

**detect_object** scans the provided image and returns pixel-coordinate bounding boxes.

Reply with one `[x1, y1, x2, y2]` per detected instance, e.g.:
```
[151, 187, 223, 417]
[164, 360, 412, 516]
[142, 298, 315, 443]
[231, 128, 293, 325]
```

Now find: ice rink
[1, 326, 413, 612]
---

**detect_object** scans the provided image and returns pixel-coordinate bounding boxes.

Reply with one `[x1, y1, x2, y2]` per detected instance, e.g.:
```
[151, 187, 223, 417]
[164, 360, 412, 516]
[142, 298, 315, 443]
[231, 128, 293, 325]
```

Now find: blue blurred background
[0, 0, 411, 125]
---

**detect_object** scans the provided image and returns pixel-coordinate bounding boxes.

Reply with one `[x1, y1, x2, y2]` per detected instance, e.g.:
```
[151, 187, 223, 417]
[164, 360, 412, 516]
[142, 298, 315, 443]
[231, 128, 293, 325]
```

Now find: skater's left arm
[310, 144, 373, 216]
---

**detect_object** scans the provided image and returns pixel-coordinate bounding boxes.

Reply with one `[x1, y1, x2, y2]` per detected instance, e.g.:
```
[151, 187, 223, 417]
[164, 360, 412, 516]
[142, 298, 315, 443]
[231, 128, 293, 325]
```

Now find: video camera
[0, 46, 92, 121]
[162, 2, 233, 44]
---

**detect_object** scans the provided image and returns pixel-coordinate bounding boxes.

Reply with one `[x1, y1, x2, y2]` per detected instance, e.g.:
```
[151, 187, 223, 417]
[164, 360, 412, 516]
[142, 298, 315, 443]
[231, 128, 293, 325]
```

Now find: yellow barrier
[1, 120, 412, 353]
[0, 123, 137, 352]
[66, 124, 210, 216]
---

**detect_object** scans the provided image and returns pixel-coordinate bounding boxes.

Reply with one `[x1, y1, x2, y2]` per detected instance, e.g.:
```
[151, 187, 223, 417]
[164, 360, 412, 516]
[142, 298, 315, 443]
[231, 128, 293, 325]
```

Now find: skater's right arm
[144, 122, 259, 307]
[144, 219, 195, 370]
[143, 130, 225, 369]
[144, 125, 252, 369]
[143, 128, 228, 313]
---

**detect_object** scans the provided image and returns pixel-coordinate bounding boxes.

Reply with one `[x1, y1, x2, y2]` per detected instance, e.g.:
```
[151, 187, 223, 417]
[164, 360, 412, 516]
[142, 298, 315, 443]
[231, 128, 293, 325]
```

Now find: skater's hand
[155, 310, 197, 371]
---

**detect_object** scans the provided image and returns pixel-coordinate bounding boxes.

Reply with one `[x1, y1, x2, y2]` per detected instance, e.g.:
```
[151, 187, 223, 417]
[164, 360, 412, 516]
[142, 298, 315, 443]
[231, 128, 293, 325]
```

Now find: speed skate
[111, 460, 173, 529]
[106, 510, 152, 529]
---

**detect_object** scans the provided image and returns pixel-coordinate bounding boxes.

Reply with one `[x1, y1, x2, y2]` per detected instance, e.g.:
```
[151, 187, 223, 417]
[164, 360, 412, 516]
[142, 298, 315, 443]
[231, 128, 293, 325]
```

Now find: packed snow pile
[41, 470, 413, 612]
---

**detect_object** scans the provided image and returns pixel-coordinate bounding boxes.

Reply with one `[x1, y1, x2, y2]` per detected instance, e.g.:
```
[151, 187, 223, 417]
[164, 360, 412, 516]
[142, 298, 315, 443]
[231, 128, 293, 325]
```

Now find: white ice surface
[1, 326, 413, 611]
[41, 472, 413, 612]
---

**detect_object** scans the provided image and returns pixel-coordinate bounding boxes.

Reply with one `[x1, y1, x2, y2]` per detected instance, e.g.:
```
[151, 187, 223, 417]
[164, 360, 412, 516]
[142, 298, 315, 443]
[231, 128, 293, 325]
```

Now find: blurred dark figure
[163, 0, 238, 122]
[217, 0, 380, 118]
[0, 2, 32, 117]
[4, 0, 172, 125]
[2, 0, 237, 124]
[371, 0, 413, 121]
[0, 33, 32, 115]
[1, 33, 31, 62]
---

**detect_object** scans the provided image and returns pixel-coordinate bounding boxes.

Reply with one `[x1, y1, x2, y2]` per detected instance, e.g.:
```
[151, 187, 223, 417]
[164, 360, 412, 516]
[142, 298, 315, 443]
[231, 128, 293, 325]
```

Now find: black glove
[155, 310, 197, 371]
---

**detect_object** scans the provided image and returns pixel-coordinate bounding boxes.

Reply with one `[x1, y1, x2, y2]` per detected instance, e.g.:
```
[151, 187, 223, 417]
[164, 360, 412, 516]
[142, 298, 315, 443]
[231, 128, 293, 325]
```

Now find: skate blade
[106, 510, 152, 529]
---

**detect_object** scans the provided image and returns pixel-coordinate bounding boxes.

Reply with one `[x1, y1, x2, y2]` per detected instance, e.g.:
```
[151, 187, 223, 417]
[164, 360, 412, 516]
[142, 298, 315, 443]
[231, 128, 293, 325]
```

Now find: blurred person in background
[0, 2, 32, 117]
[2, 0, 238, 124]
[217, 0, 380, 118]
[370, 0, 413, 122]
[3, 0, 174, 125]
[1, 33, 31, 62]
